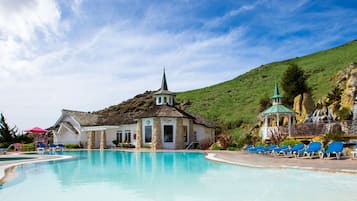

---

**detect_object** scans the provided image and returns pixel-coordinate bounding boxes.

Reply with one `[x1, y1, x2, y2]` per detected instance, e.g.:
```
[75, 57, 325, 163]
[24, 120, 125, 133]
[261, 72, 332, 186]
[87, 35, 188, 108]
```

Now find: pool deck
[206, 151, 357, 174]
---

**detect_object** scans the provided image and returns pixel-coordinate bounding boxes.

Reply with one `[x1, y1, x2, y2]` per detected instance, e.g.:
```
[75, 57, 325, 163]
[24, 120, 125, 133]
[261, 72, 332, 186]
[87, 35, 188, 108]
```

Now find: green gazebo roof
[261, 104, 294, 115]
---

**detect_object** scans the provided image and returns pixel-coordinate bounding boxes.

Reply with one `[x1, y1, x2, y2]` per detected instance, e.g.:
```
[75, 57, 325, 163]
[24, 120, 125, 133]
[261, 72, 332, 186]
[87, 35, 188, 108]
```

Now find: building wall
[193, 124, 215, 143]
[54, 124, 80, 145]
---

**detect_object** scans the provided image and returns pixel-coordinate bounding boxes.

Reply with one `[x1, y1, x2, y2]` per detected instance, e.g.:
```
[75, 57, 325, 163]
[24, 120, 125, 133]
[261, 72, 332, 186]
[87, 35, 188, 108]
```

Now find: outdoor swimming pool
[1, 151, 357, 201]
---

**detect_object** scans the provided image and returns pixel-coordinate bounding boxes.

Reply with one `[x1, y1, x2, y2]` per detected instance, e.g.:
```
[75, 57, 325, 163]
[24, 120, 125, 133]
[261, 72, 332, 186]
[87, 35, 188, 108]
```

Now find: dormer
[154, 70, 175, 106]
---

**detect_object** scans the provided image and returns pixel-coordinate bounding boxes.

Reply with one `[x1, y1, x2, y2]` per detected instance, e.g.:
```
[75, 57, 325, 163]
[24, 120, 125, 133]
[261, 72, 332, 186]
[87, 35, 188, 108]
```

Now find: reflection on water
[1, 151, 357, 201]
[50, 151, 216, 191]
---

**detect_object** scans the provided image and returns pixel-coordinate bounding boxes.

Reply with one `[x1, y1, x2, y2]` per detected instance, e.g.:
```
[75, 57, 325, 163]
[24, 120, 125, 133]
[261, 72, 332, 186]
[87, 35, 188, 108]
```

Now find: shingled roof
[58, 90, 215, 128]
[62, 109, 101, 126]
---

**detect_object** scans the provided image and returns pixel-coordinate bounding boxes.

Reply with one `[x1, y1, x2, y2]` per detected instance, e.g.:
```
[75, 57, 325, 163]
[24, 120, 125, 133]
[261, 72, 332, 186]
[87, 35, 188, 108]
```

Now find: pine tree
[0, 113, 17, 147]
[281, 63, 309, 106]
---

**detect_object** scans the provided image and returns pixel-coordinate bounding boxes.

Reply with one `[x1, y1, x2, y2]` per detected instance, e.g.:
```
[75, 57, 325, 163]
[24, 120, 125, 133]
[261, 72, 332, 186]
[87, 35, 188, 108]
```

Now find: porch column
[188, 119, 194, 143]
[152, 118, 162, 150]
[87, 131, 95, 150]
[136, 120, 142, 149]
[175, 118, 184, 149]
[100, 130, 106, 150]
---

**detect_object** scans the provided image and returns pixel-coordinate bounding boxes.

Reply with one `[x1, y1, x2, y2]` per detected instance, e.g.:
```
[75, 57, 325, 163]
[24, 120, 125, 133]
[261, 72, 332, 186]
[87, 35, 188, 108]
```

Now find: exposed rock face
[293, 93, 315, 123]
[341, 63, 357, 110]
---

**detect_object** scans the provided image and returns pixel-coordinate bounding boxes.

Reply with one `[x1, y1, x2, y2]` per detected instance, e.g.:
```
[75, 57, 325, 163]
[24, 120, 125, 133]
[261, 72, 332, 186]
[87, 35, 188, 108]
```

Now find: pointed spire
[161, 68, 168, 91]
[273, 82, 280, 97]
[271, 82, 283, 105]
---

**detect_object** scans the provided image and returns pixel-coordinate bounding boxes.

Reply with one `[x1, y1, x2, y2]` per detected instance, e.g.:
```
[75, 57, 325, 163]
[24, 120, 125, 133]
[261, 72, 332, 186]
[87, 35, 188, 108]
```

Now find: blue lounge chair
[296, 142, 322, 158]
[280, 144, 304, 157]
[247, 145, 264, 153]
[272, 145, 289, 156]
[259, 144, 278, 154]
[57, 144, 65, 151]
[244, 145, 254, 150]
[36, 142, 46, 152]
[49, 143, 56, 152]
[319, 141, 344, 159]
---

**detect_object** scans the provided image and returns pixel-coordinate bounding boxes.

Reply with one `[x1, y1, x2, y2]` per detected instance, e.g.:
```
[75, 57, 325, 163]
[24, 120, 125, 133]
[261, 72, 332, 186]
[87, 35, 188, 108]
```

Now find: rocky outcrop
[340, 62, 357, 110]
[293, 93, 315, 123]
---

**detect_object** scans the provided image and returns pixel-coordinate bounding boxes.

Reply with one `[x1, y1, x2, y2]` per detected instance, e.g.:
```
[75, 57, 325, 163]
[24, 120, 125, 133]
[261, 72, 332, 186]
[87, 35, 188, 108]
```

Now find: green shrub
[143, 144, 151, 149]
[112, 140, 118, 146]
[336, 107, 352, 120]
[22, 143, 35, 151]
[226, 145, 240, 151]
[65, 144, 80, 149]
[279, 139, 301, 147]
[209, 143, 222, 150]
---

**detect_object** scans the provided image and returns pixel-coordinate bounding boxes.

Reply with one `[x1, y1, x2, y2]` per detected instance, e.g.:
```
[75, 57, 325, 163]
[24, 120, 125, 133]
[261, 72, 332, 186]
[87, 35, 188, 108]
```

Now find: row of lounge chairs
[246, 141, 348, 160]
[37, 143, 65, 152]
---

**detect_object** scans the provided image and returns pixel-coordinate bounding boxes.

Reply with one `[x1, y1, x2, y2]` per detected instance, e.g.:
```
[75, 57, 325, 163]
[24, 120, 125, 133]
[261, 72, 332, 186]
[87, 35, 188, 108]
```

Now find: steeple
[154, 69, 175, 106]
[161, 68, 168, 91]
[271, 82, 282, 105]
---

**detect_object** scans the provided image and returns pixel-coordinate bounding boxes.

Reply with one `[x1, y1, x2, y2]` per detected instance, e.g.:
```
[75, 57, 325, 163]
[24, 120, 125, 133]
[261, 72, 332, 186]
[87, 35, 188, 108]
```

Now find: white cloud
[0, 0, 60, 42]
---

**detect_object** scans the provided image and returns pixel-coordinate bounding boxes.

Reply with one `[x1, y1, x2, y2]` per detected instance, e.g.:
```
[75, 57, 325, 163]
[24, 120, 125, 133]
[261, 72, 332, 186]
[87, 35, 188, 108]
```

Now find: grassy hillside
[176, 40, 357, 130]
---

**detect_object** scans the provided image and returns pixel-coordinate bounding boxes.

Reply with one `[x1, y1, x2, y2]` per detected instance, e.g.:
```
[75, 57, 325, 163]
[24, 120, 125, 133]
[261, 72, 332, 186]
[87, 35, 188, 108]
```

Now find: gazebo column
[276, 113, 280, 127]
[288, 114, 292, 137]
[100, 130, 106, 150]
[87, 131, 95, 150]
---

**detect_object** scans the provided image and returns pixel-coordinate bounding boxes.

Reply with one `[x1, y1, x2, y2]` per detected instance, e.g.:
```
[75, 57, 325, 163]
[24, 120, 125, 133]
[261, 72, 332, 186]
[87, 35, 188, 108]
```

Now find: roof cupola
[154, 69, 175, 106]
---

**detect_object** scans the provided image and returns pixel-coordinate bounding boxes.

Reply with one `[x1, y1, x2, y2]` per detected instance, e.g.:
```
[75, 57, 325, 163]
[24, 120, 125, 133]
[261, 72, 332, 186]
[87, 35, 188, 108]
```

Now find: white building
[53, 71, 216, 149]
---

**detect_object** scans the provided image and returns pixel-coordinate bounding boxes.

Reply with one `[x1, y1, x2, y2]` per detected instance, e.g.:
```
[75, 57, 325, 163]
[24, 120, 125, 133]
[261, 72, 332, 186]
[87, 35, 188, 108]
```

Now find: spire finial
[161, 67, 168, 91]
[274, 82, 280, 97]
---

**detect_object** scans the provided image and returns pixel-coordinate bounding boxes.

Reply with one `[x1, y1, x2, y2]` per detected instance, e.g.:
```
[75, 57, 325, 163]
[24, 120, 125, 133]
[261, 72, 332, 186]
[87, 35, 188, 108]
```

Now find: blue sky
[0, 0, 356, 130]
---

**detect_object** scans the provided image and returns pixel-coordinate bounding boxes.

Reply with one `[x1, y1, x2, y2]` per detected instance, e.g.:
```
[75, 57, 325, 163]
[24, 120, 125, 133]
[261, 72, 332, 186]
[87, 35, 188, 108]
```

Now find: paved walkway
[206, 151, 357, 174]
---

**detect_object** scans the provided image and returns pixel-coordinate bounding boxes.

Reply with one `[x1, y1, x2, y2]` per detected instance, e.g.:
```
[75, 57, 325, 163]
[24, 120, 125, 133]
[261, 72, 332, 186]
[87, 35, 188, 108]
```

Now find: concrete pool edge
[0, 154, 73, 184]
[205, 152, 357, 174]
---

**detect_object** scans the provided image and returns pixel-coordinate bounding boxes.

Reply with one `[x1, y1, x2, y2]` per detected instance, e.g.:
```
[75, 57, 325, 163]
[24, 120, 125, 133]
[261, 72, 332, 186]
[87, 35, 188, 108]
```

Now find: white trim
[81, 126, 120, 132]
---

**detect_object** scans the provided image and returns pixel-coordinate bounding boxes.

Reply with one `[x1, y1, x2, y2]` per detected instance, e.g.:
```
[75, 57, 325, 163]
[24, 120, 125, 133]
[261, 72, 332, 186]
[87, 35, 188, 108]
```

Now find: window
[183, 126, 188, 143]
[125, 130, 131, 143]
[164, 125, 173, 143]
[116, 131, 123, 143]
[158, 97, 162, 104]
[164, 96, 167, 104]
[144, 126, 152, 143]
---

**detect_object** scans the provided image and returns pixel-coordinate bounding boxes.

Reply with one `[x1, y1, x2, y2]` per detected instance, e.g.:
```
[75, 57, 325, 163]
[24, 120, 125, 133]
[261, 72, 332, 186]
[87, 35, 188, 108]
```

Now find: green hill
[176, 40, 357, 131]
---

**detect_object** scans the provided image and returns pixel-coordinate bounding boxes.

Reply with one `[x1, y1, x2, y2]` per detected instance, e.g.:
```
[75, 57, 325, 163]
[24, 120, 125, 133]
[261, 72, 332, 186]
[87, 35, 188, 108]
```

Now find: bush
[112, 140, 118, 146]
[199, 138, 213, 150]
[65, 144, 80, 149]
[209, 143, 222, 150]
[216, 133, 233, 149]
[22, 143, 35, 151]
[336, 107, 352, 120]
[279, 139, 301, 147]
[226, 145, 240, 151]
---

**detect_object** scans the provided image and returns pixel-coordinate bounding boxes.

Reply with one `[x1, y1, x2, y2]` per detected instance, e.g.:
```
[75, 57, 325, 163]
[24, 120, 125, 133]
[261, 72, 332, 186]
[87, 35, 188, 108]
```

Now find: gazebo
[260, 83, 295, 140]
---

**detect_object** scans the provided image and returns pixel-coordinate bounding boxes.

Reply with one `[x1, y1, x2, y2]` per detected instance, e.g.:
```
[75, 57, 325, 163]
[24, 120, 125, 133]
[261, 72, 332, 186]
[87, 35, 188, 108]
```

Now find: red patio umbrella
[24, 127, 48, 134]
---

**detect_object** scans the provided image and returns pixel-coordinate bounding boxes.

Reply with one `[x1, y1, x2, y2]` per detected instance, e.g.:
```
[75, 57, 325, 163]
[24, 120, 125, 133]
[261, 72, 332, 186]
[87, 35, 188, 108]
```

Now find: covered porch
[82, 126, 119, 149]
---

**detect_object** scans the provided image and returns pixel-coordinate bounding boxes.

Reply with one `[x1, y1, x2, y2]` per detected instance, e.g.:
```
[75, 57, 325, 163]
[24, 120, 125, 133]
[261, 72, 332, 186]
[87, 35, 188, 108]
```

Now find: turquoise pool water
[1, 151, 357, 201]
